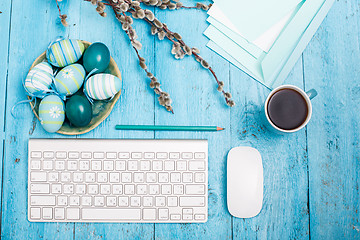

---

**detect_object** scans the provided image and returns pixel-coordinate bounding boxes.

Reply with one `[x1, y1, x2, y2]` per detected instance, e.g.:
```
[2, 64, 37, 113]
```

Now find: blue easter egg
[38, 95, 65, 133]
[46, 39, 85, 67]
[54, 63, 85, 96]
[84, 73, 122, 100]
[24, 62, 53, 98]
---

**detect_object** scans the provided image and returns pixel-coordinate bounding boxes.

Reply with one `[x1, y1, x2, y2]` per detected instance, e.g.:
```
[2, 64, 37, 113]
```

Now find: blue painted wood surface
[0, 0, 359, 239]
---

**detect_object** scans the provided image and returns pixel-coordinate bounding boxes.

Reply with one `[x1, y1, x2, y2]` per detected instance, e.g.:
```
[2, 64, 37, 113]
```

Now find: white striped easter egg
[46, 39, 85, 67]
[84, 73, 122, 100]
[38, 94, 65, 133]
[24, 62, 53, 98]
[54, 63, 85, 96]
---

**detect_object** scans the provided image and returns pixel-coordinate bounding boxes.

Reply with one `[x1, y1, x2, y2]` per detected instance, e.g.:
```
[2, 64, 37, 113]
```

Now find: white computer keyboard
[28, 139, 208, 223]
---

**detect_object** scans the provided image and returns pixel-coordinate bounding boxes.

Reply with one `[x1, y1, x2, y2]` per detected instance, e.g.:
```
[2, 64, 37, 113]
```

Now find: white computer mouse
[227, 146, 263, 218]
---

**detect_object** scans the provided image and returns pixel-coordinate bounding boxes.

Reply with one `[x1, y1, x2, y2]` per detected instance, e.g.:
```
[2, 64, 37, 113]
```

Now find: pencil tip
[217, 127, 225, 131]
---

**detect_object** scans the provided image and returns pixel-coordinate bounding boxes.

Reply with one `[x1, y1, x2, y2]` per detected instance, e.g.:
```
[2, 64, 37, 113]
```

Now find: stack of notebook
[204, 0, 335, 88]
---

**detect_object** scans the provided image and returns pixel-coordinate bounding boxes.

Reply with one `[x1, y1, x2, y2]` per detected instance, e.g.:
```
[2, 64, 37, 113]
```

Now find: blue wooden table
[1, 0, 359, 239]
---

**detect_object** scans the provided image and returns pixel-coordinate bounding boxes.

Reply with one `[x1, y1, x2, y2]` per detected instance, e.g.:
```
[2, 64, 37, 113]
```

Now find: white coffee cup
[263, 85, 317, 134]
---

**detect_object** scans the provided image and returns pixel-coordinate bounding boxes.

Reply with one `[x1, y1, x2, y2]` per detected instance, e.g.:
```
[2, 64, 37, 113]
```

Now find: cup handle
[306, 89, 318, 100]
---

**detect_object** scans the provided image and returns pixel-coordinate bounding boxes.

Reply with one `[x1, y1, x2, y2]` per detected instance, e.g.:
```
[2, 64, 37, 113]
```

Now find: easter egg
[83, 42, 110, 73]
[65, 95, 92, 127]
[84, 73, 121, 100]
[24, 62, 53, 98]
[54, 63, 85, 96]
[38, 95, 65, 133]
[46, 39, 85, 67]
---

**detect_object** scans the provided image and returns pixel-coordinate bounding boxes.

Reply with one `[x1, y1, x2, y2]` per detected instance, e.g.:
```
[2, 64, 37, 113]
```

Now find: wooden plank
[230, 57, 310, 237]
[153, 2, 232, 238]
[1, 0, 75, 238]
[304, 1, 360, 238]
[0, 0, 12, 229]
[73, 1, 155, 239]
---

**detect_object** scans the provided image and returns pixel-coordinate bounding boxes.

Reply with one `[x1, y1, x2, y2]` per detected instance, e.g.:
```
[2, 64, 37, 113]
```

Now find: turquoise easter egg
[65, 95, 92, 127]
[83, 42, 110, 73]
[54, 63, 85, 96]
[24, 62, 53, 98]
[84, 73, 121, 100]
[46, 39, 85, 67]
[38, 95, 65, 133]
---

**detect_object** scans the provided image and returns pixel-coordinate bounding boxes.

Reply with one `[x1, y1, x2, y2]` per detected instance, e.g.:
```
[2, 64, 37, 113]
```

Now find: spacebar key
[82, 208, 141, 220]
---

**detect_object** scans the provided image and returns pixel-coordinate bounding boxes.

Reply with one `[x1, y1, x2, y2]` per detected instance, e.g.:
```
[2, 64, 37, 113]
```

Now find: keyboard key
[140, 161, 151, 171]
[69, 196, 80, 206]
[194, 214, 205, 220]
[183, 173, 193, 183]
[43, 160, 53, 170]
[170, 173, 181, 183]
[149, 185, 160, 195]
[82, 196, 92, 206]
[68, 152, 79, 159]
[131, 152, 142, 159]
[67, 208, 80, 220]
[56, 152, 66, 159]
[100, 184, 111, 195]
[164, 161, 175, 171]
[79, 161, 90, 171]
[161, 185, 172, 195]
[30, 196, 56, 206]
[30, 207, 41, 219]
[67, 161, 78, 170]
[134, 173, 144, 183]
[119, 152, 130, 159]
[94, 196, 105, 207]
[30, 172, 46, 182]
[106, 152, 117, 159]
[137, 185, 147, 195]
[143, 208, 156, 220]
[183, 214, 193, 220]
[73, 172, 83, 183]
[124, 185, 135, 195]
[158, 172, 169, 183]
[115, 161, 126, 171]
[64, 184, 74, 194]
[176, 161, 187, 171]
[130, 196, 141, 207]
[85, 173, 96, 183]
[81, 152, 92, 159]
[118, 197, 129, 206]
[143, 196, 153, 207]
[186, 185, 205, 195]
[173, 185, 184, 195]
[48, 172, 59, 182]
[169, 152, 180, 159]
[189, 161, 205, 171]
[155, 197, 166, 207]
[57, 196, 68, 206]
[98, 173, 108, 183]
[109, 172, 120, 183]
[54, 208, 65, 220]
[146, 173, 157, 183]
[112, 184, 123, 195]
[61, 172, 71, 182]
[128, 161, 138, 171]
[194, 152, 206, 159]
[31, 151, 41, 158]
[167, 196, 178, 207]
[122, 173, 132, 183]
[94, 152, 105, 159]
[43, 151, 54, 159]
[182, 208, 193, 215]
[51, 184, 62, 194]
[152, 161, 163, 171]
[158, 208, 169, 220]
[170, 214, 181, 220]
[104, 161, 114, 171]
[144, 152, 155, 159]
[156, 152, 167, 159]
[55, 161, 65, 170]
[107, 196, 117, 207]
[30, 184, 50, 194]
[179, 197, 205, 207]
[75, 184, 86, 194]
[30, 160, 41, 170]
[182, 152, 193, 159]
[194, 172, 205, 183]
[88, 184, 99, 194]
[82, 208, 141, 220]
[91, 161, 102, 171]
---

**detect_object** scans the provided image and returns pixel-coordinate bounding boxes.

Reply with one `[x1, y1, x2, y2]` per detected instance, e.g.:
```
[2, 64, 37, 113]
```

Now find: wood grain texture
[1, 0, 359, 239]
[304, 0, 360, 238]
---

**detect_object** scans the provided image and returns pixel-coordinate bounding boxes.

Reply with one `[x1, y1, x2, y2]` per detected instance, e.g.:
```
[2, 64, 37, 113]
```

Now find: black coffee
[267, 89, 308, 130]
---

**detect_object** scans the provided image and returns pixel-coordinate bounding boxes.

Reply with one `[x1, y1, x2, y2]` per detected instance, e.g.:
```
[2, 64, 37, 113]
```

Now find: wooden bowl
[28, 40, 122, 135]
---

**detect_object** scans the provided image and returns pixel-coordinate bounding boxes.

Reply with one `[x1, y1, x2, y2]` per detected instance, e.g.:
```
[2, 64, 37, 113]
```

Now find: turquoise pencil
[115, 125, 225, 132]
